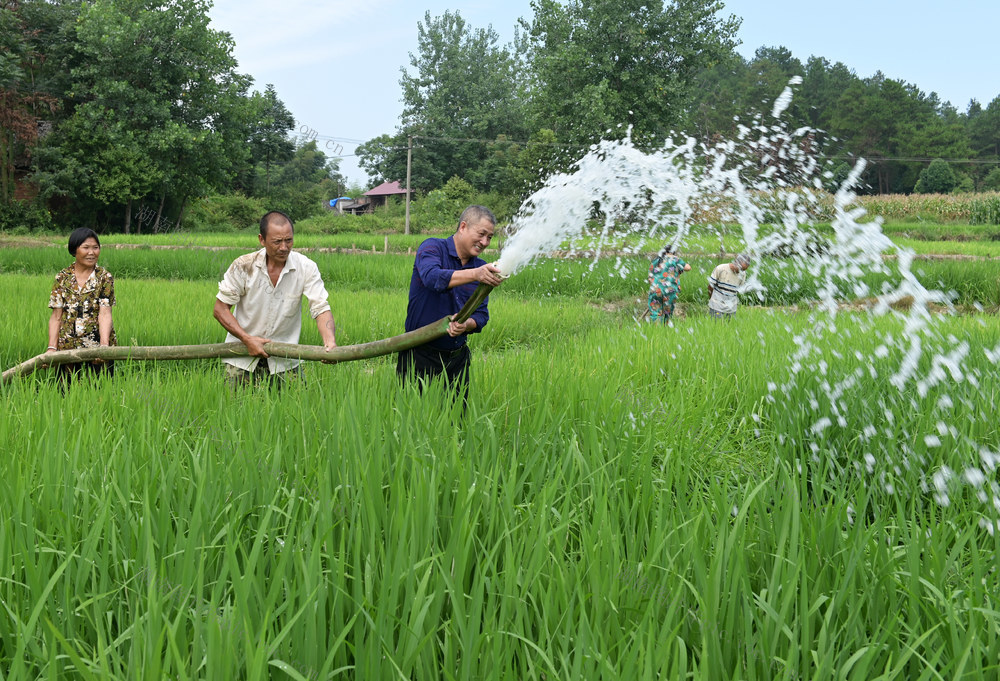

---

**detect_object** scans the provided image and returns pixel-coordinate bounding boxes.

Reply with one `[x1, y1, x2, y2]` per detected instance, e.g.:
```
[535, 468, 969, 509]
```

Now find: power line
[289, 127, 1000, 166]
[360, 133, 1000, 164]
[411, 134, 592, 149]
[822, 154, 1000, 165]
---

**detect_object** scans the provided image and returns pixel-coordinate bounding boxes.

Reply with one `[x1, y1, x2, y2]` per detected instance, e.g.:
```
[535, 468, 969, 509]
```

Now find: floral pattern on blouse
[647, 254, 687, 322]
[648, 254, 687, 298]
[49, 264, 117, 350]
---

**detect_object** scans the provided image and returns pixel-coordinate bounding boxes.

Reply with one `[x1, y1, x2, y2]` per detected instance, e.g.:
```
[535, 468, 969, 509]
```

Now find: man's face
[259, 221, 293, 265]
[455, 217, 495, 262]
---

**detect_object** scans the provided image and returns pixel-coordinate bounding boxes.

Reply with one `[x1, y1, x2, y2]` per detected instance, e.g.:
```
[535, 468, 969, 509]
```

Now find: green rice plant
[882, 221, 1000, 241]
[5, 242, 999, 328]
[0, 230, 450, 252]
[890, 238, 1000, 257]
[2, 303, 999, 679]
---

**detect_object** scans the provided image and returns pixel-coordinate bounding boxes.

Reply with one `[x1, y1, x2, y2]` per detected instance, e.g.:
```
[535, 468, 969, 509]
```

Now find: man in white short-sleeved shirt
[707, 253, 751, 319]
[213, 211, 337, 384]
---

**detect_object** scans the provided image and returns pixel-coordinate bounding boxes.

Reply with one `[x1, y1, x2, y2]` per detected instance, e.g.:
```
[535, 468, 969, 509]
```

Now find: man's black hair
[68, 228, 100, 256]
[259, 211, 294, 238]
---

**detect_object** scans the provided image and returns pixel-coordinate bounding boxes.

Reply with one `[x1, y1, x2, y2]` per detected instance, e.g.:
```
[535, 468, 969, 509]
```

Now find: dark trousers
[396, 344, 470, 406]
[58, 360, 114, 385]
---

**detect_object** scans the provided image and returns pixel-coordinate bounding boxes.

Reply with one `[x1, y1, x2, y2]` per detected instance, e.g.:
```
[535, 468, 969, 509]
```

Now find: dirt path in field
[0, 237, 416, 255]
[0, 236, 61, 249]
[89, 244, 1000, 261]
[548, 249, 1000, 261]
[4, 235, 998, 260]
[601, 297, 996, 321]
[100, 243, 417, 255]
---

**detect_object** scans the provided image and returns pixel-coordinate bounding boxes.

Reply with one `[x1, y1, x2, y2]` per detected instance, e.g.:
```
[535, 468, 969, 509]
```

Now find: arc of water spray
[0, 283, 497, 385]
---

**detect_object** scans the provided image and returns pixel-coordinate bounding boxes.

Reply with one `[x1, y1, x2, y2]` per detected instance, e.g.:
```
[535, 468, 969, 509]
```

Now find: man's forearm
[213, 300, 252, 342]
[448, 269, 479, 289]
[316, 310, 337, 345]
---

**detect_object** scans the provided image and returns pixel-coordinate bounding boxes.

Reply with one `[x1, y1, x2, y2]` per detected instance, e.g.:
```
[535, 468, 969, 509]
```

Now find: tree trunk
[0, 128, 10, 203]
[153, 192, 165, 233]
[174, 195, 187, 230]
[124, 199, 132, 234]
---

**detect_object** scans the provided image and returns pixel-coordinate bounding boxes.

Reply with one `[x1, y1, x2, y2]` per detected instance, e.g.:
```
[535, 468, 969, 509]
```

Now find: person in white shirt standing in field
[707, 253, 751, 320]
[213, 210, 337, 386]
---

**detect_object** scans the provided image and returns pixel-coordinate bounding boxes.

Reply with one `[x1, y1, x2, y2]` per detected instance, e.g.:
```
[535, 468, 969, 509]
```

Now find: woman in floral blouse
[45, 228, 117, 377]
[647, 245, 691, 323]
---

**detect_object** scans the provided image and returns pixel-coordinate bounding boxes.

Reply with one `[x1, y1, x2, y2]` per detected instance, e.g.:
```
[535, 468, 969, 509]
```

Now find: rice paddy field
[1, 230, 999, 680]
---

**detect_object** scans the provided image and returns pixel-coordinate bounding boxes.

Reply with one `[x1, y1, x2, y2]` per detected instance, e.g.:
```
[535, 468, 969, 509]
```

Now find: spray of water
[496, 78, 1000, 532]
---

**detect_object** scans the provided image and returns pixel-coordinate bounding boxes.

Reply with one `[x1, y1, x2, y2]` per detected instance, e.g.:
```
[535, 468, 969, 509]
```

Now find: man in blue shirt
[396, 205, 505, 402]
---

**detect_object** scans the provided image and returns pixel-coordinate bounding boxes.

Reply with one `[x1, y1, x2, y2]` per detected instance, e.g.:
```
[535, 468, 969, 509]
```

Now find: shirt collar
[254, 248, 297, 273]
[445, 235, 477, 267]
[68, 264, 98, 285]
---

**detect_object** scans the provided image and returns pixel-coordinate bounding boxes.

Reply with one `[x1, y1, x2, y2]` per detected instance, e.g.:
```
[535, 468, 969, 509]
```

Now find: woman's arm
[98, 305, 113, 345]
[47, 308, 62, 351]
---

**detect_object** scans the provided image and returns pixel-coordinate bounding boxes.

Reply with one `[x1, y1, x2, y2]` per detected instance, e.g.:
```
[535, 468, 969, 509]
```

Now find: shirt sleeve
[49, 273, 65, 309]
[98, 271, 115, 307]
[708, 265, 722, 287]
[302, 259, 331, 319]
[414, 240, 453, 292]
[217, 259, 247, 306]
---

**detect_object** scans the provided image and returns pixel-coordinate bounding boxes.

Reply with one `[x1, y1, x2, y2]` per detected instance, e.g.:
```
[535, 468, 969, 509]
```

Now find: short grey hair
[735, 253, 751, 268]
[458, 205, 496, 230]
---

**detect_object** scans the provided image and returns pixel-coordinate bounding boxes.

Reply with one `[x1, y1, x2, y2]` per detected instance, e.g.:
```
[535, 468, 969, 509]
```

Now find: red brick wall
[13, 170, 38, 201]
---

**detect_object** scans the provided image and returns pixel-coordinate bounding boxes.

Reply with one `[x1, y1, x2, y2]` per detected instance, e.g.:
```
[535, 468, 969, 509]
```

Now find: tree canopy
[357, 10, 529, 194]
[5, 0, 343, 232]
[8, 0, 1000, 234]
[521, 0, 740, 148]
[356, 2, 1000, 198]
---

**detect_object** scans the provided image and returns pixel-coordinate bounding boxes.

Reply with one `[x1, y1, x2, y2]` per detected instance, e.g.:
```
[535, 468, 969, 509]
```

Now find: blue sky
[208, 0, 999, 185]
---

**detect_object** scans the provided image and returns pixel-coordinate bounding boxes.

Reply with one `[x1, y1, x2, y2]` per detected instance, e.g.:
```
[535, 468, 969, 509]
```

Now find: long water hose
[1, 283, 497, 385]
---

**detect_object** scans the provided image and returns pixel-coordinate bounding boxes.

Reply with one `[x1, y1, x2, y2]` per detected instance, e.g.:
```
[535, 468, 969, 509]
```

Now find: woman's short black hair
[68, 228, 101, 256]
[655, 243, 678, 260]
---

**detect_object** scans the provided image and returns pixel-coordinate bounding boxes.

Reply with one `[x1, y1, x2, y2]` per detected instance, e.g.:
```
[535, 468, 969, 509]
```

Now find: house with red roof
[331, 180, 410, 215]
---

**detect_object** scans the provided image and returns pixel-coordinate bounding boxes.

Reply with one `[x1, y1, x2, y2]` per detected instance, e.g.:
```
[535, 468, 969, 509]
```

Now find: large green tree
[31, 0, 253, 231]
[358, 10, 528, 192]
[521, 0, 740, 148]
[355, 133, 405, 187]
[261, 140, 347, 222]
[830, 73, 970, 193]
[968, 96, 1000, 158]
[243, 83, 295, 195]
[0, 0, 57, 204]
[797, 56, 857, 133]
[913, 158, 957, 194]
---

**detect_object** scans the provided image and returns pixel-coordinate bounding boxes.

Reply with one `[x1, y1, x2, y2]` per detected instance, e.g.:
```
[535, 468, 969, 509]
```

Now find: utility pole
[404, 136, 413, 235]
